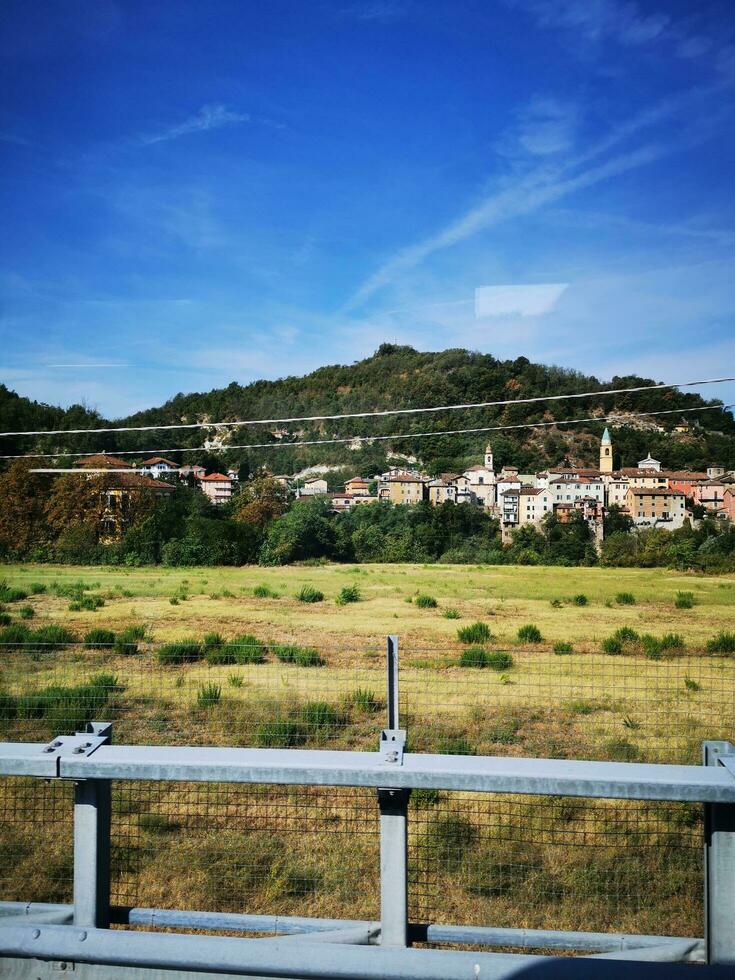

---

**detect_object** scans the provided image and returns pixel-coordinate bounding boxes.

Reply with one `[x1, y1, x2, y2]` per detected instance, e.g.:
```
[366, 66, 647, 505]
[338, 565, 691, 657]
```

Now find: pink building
[199, 472, 234, 504]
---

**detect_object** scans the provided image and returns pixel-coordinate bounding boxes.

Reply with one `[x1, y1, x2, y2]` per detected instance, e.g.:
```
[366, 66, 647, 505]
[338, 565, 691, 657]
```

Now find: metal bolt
[31, 929, 40, 939]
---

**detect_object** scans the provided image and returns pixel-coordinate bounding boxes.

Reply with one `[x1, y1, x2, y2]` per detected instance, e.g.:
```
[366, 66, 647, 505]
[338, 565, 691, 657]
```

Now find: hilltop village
[74, 429, 735, 546]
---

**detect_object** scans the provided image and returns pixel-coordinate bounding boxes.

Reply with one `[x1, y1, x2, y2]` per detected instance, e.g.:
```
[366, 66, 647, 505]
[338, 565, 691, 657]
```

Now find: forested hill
[2, 345, 734, 476]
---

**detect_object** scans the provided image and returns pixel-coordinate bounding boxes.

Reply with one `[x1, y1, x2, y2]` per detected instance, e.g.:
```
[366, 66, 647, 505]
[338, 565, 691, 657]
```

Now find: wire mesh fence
[409, 792, 703, 939]
[399, 648, 735, 764]
[0, 633, 731, 943]
[0, 641, 387, 748]
[111, 782, 379, 921]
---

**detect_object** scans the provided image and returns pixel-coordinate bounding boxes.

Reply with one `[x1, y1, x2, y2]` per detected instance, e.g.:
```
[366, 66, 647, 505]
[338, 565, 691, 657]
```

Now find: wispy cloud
[140, 103, 250, 145]
[343, 83, 730, 312]
[498, 97, 579, 158]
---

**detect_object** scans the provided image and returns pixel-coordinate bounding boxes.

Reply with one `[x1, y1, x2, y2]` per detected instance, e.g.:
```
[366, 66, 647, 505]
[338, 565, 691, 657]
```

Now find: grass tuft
[457, 622, 491, 644]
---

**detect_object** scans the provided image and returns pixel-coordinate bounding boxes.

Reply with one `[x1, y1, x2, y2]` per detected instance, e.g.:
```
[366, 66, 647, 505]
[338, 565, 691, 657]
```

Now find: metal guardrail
[1, 636, 734, 977]
[0, 721, 734, 977]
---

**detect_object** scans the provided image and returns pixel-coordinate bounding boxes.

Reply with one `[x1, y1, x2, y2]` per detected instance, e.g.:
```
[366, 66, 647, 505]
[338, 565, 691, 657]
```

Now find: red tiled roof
[107, 473, 175, 492]
[74, 454, 130, 468]
[200, 473, 232, 482]
[141, 457, 178, 467]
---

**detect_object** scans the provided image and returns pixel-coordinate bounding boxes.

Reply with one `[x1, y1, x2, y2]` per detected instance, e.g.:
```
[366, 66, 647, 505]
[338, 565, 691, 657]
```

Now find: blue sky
[1, 0, 734, 418]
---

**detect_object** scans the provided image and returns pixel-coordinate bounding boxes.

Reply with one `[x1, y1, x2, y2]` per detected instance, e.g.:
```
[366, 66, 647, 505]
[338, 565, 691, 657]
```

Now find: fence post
[703, 740, 735, 964]
[386, 634, 399, 731]
[73, 724, 112, 929]
[378, 636, 409, 947]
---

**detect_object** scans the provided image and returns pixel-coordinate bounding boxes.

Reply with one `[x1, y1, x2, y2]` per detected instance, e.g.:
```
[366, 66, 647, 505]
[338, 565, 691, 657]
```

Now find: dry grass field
[1, 562, 733, 941]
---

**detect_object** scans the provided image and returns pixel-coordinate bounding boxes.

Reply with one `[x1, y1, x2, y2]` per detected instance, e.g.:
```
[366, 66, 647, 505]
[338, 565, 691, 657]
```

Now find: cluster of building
[75, 455, 238, 504]
[73, 431, 734, 546]
[292, 429, 735, 544]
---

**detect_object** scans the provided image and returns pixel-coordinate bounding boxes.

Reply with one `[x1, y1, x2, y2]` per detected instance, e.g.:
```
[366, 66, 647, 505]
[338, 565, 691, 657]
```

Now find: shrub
[197, 682, 222, 707]
[615, 592, 636, 605]
[169, 597, 179, 606]
[554, 641, 573, 655]
[486, 650, 514, 671]
[0, 624, 32, 647]
[641, 634, 662, 660]
[347, 688, 380, 713]
[335, 585, 361, 606]
[459, 646, 488, 668]
[84, 628, 116, 649]
[228, 673, 244, 688]
[550, 598, 563, 608]
[442, 607, 460, 619]
[601, 636, 622, 654]
[295, 647, 323, 667]
[205, 646, 237, 665]
[157, 640, 203, 666]
[203, 632, 224, 649]
[707, 631, 735, 654]
[613, 627, 639, 643]
[29, 583, 47, 595]
[457, 622, 491, 644]
[19, 606, 35, 620]
[218, 634, 266, 665]
[517, 624, 543, 643]
[70, 595, 104, 612]
[0, 613, 11, 627]
[572, 594, 588, 606]
[297, 585, 323, 603]
[0, 581, 28, 602]
[675, 591, 695, 609]
[253, 584, 279, 599]
[254, 718, 307, 748]
[273, 643, 323, 667]
[114, 628, 142, 655]
[31, 625, 76, 651]
[660, 632, 685, 652]
[415, 594, 437, 609]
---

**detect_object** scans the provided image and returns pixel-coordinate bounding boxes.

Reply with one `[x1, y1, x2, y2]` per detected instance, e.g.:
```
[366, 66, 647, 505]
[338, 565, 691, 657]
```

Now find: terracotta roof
[200, 472, 232, 482]
[520, 486, 546, 495]
[382, 474, 425, 483]
[107, 473, 174, 492]
[74, 454, 130, 468]
[345, 477, 368, 484]
[140, 457, 178, 467]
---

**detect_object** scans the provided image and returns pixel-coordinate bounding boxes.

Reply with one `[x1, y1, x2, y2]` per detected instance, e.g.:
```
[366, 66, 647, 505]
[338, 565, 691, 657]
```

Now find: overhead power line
[14, 404, 730, 464]
[1, 375, 733, 438]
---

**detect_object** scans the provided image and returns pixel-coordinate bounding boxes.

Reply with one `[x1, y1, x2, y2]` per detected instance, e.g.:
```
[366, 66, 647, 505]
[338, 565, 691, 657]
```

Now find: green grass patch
[414, 593, 437, 609]
[675, 591, 695, 609]
[615, 591, 636, 605]
[442, 607, 460, 619]
[517, 623, 543, 643]
[157, 639, 203, 666]
[335, 584, 361, 605]
[457, 622, 491, 644]
[84, 628, 116, 649]
[706, 631, 735, 654]
[554, 641, 573, 655]
[297, 585, 324, 603]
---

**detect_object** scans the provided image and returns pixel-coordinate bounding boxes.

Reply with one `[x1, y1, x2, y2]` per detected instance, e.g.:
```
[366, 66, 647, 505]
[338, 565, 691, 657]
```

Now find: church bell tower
[600, 428, 613, 473]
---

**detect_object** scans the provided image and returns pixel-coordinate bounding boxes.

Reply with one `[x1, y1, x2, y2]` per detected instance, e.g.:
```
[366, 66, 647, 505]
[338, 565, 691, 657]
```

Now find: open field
[0, 562, 733, 941]
[3, 561, 735, 650]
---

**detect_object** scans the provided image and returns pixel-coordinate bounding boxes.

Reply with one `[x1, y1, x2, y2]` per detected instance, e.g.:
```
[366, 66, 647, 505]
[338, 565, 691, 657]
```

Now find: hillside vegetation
[2, 345, 733, 473]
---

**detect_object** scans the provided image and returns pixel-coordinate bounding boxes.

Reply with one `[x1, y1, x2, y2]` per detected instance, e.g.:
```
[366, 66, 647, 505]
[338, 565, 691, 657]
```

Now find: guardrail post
[379, 637, 409, 947]
[73, 724, 112, 929]
[378, 787, 410, 947]
[703, 740, 735, 964]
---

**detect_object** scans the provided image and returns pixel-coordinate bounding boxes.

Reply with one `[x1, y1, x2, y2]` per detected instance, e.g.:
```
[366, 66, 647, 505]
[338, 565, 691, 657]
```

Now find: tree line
[1, 463, 733, 572]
